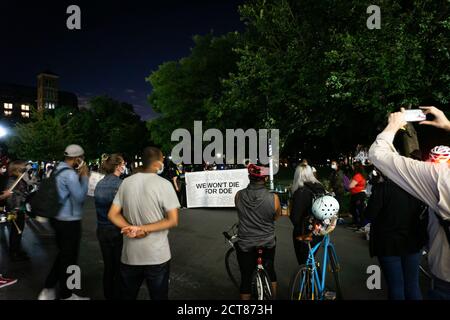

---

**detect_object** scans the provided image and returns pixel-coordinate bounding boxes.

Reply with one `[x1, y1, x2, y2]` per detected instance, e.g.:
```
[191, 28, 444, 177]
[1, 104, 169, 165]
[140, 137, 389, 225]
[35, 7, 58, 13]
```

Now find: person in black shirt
[365, 170, 426, 300]
[94, 154, 125, 300]
[290, 164, 326, 265]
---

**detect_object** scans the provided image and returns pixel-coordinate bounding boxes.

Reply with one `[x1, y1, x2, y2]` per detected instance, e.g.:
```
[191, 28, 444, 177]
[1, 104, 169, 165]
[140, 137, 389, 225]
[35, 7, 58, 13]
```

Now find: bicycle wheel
[225, 247, 241, 290]
[289, 264, 317, 300]
[325, 246, 343, 300]
[251, 269, 272, 300]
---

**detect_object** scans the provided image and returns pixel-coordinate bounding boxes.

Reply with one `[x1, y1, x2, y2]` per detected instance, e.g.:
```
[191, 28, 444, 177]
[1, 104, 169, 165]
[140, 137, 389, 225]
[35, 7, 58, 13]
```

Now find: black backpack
[29, 167, 71, 218]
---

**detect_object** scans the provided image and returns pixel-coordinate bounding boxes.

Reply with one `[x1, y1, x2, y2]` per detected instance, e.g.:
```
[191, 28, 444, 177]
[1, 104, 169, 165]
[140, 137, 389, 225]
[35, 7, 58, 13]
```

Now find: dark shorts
[235, 244, 277, 294]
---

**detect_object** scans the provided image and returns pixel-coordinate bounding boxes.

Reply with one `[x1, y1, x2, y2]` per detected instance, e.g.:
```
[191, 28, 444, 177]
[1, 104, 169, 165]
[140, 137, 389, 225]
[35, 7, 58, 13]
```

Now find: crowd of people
[0, 106, 449, 301]
[232, 106, 450, 301]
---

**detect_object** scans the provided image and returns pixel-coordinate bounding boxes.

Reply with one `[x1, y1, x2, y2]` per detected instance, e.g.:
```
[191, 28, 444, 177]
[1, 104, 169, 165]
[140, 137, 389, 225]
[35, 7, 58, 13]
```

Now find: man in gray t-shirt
[108, 147, 180, 300]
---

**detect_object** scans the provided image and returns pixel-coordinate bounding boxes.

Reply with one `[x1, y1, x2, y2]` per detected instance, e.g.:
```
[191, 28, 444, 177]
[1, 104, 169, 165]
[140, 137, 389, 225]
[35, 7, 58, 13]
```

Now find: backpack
[29, 167, 71, 218]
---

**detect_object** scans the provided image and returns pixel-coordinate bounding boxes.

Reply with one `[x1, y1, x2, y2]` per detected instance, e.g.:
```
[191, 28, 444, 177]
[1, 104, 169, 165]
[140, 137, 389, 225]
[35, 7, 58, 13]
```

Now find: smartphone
[404, 109, 426, 122]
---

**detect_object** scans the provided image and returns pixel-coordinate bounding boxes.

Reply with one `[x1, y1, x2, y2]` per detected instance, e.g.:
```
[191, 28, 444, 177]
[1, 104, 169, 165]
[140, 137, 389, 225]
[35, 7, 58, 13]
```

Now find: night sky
[0, 0, 244, 120]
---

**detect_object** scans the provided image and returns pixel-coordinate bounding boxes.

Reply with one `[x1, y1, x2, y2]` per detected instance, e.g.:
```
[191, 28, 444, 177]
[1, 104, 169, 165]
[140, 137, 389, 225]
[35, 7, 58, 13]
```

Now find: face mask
[157, 161, 164, 175]
[331, 164, 337, 170]
[1, 168, 7, 174]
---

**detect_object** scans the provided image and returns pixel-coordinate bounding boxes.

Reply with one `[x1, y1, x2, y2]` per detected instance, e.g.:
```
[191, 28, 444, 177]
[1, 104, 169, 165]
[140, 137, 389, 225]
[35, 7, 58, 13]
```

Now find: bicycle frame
[299, 234, 339, 300]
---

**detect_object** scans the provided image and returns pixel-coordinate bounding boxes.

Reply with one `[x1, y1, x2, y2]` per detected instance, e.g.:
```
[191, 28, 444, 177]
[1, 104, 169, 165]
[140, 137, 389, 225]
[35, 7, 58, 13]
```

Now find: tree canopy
[7, 96, 150, 161]
[146, 0, 450, 159]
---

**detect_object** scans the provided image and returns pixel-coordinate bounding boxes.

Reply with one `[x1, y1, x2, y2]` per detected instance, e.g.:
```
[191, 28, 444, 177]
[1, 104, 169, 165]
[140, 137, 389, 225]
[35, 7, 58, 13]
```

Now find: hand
[78, 165, 89, 177]
[121, 225, 147, 238]
[295, 234, 313, 241]
[420, 106, 450, 131]
[384, 108, 407, 133]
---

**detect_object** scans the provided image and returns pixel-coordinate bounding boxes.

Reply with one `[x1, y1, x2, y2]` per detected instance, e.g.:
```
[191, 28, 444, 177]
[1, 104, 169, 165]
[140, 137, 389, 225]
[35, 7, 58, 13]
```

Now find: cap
[248, 163, 269, 179]
[64, 144, 85, 157]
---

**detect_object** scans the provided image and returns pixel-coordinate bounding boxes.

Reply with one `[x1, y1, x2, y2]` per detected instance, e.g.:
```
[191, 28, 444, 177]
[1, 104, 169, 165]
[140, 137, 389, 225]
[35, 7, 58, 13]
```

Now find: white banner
[87, 171, 105, 197]
[185, 169, 250, 208]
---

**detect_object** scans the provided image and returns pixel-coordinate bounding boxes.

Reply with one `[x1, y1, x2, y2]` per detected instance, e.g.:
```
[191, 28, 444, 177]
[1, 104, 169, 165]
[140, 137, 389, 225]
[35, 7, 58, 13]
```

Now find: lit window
[4, 110, 12, 116]
[44, 102, 55, 109]
[21, 104, 30, 111]
[21, 112, 30, 118]
[4, 103, 13, 110]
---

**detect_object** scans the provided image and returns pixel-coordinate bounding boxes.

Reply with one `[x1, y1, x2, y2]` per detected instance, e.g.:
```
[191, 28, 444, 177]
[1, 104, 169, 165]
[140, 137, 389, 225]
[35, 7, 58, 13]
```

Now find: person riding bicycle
[368, 106, 450, 300]
[234, 164, 282, 300]
[290, 164, 335, 265]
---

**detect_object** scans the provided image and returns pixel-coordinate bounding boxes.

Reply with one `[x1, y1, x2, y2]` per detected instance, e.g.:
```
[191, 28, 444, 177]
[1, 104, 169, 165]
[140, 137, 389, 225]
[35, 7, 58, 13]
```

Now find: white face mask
[157, 161, 164, 175]
[1, 168, 6, 174]
[331, 164, 338, 170]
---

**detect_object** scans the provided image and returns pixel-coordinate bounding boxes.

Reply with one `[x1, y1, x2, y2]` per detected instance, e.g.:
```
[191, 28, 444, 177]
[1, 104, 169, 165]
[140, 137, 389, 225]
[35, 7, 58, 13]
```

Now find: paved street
[0, 197, 403, 300]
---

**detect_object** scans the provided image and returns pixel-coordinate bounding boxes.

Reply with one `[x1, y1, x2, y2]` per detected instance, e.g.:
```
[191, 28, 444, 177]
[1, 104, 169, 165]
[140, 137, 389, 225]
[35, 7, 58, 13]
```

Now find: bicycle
[251, 247, 273, 300]
[223, 224, 273, 300]
[289, 233, 343, 300]
[223, 223, 240, 290]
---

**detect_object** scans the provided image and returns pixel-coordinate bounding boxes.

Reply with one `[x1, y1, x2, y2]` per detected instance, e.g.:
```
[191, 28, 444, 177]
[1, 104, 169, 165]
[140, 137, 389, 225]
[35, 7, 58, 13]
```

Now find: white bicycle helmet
[311, 195, 340, 221]
[429, 145, 450, 163]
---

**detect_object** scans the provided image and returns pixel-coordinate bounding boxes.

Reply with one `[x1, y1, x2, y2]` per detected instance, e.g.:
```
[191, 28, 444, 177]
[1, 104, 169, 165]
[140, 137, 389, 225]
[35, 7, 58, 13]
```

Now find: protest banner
[185, 169, 249, 208]
[87, 171, 105, 197]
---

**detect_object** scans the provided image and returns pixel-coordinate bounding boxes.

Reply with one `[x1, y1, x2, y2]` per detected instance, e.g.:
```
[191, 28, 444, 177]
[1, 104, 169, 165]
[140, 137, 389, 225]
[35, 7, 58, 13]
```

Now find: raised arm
[368, 110, 448, 218]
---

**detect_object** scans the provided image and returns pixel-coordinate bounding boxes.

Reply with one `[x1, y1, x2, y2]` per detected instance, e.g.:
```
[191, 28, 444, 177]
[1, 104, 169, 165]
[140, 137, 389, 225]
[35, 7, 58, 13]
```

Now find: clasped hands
[121, 225, 148, 239]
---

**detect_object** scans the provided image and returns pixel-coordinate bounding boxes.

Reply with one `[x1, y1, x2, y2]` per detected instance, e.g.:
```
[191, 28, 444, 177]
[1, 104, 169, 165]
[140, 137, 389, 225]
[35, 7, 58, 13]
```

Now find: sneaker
[0, 275, 18, 289]
[38, 288, 56, 300]
[62, 293, 90, 300]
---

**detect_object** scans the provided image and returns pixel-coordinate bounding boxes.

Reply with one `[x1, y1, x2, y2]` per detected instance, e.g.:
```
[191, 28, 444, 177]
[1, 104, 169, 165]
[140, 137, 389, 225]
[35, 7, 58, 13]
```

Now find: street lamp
[0, 126, 7, 138]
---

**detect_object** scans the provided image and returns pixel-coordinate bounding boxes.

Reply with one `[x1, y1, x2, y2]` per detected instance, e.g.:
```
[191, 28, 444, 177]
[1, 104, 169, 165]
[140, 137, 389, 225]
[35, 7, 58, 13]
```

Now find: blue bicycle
[289, 234, 343, 300]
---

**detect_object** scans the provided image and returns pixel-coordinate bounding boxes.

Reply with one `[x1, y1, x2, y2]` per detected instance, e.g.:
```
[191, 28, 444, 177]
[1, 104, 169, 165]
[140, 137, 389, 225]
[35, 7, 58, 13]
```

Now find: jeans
[378, 253, 422, 300]
[120, 261, 170, 300]
[44, 219, 81, 299]
[97, 225, 123, 300]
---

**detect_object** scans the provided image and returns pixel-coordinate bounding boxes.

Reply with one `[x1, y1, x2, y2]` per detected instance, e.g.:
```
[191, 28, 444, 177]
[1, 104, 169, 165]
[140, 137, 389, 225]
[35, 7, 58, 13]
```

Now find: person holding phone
[38, 144, 90, 300]
[369, 106, 450, 300]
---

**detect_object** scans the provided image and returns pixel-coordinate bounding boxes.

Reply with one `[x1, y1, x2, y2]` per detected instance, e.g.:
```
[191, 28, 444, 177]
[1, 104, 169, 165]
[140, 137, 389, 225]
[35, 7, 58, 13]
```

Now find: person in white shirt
[368, 106, 450, 300]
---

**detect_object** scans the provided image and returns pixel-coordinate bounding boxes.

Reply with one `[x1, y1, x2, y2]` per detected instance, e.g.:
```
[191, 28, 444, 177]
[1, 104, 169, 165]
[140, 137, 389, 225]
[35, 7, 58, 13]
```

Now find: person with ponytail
[94, 153, 125, 300]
